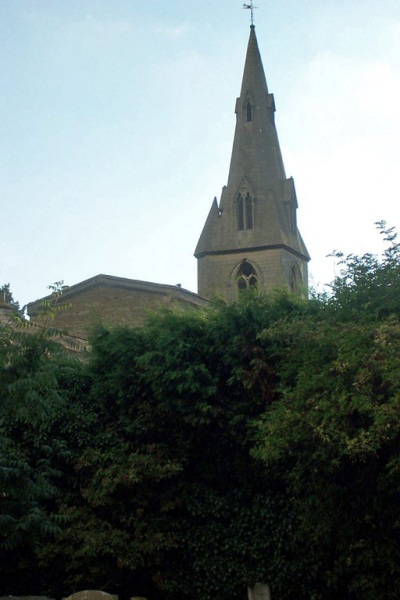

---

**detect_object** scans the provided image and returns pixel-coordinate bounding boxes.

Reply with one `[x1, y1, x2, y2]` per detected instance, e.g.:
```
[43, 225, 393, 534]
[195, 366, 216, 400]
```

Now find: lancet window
[236, 261, 258, 291]
[246, 100, 253, 122]
[236, 192, 253, 231]
[290, 264, 302, 294]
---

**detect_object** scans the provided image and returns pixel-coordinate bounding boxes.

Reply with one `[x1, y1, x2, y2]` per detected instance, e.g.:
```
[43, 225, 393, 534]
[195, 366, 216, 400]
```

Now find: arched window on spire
[236, 261, 258, 292]
[245, 193, 253, 229]
[246, 100, 253, 122]
[236, 192, 253, 231]
[236, 193, 244, 230]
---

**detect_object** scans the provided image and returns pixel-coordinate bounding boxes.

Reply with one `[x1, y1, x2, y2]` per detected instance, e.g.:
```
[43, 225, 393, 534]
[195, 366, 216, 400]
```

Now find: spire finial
[243, 2, 258, 26]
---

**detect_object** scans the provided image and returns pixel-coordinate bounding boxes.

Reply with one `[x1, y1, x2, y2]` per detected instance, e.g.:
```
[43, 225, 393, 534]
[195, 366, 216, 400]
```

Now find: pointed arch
[246, 99, 253, 122]
[236, 192, 253, 230]
[245, 192, 253, 229]
[236, 260, 258, 293]
[244, 93, 255, 124]
[236, 180, 255, 231]
[236, 193, 245, 230]
[290, 263, 302, 294]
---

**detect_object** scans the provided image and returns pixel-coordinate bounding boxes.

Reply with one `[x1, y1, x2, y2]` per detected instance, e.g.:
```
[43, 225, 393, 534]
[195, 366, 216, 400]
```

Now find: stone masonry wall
[29, 282, 207, 340]
[198, 247, 307, 301]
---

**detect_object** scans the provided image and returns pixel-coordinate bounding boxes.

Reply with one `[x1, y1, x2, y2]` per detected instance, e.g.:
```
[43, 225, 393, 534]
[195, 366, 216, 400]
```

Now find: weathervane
[243, 2, 258, 26]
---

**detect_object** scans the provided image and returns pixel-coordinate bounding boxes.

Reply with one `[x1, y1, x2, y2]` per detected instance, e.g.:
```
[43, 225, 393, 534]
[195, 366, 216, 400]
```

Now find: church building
[195, 24, 309, 300]
[27, 24, 309, 341]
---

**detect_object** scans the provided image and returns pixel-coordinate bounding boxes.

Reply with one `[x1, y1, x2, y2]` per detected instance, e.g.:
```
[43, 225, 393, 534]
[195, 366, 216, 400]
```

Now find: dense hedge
[2, 223, 400, 599]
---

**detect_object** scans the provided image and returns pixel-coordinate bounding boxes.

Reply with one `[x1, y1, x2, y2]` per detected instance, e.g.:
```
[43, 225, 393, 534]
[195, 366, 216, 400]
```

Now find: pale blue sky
[1, 1, 400, 306]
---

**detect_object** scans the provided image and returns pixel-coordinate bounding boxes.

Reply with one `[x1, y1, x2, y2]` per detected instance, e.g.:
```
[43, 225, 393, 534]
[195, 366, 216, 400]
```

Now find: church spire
[195, 24, 309, 300]
[226, 24, 286, 202]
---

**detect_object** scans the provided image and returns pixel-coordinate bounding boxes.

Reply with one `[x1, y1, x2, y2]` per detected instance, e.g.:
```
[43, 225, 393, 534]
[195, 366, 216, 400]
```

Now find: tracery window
[236, 192, 253, 231]
[237, 261, 258, 291]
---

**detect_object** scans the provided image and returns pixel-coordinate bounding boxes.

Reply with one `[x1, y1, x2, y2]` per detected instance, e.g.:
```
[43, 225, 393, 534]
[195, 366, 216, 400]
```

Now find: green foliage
[0, 283, 20, 310]
[37, 281, 70, 320]
[73, 294, 310, 599]
[2, 225, 400, 599]
[326, 220, 400, 321]
[251, 224, 400, 598]
[0, 313, 87, 594]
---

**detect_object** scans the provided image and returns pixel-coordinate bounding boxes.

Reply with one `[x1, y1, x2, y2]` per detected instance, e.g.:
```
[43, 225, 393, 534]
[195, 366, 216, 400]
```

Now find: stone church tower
[195, 25, 309, 301]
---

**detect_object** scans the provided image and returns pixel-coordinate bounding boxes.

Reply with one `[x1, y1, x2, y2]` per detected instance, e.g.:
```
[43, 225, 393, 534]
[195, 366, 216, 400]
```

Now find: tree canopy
[1, 224, 400, 599]
[0, 283, 20, 310]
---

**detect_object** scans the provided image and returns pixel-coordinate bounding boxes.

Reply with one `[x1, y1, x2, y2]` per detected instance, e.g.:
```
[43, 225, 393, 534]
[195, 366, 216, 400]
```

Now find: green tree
[252, 224, 400, 598]
[48, 294, 307, 599]
[0, 283, 20, 310]
[3, 226, 400, 600]
[0, 292, 86, 594]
